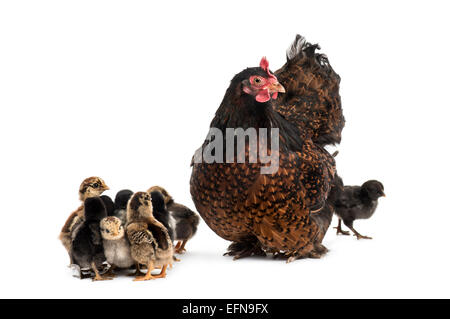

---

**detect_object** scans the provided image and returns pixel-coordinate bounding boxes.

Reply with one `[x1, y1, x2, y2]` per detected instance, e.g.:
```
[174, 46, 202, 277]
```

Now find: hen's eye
[254, 78, 261, 84]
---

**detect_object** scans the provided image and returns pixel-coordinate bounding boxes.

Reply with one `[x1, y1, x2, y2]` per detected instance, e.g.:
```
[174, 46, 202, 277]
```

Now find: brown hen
[190, 35, 341, 261]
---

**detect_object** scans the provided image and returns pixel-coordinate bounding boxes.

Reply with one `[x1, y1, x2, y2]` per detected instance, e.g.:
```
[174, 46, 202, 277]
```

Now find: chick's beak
[382, 192, 386, 197]
[268, 81, 286, 94]
[103, 185, 110, 191]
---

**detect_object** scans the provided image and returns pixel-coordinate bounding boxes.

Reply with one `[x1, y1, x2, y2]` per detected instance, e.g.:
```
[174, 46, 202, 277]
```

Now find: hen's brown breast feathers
[190, 139, 334, 253]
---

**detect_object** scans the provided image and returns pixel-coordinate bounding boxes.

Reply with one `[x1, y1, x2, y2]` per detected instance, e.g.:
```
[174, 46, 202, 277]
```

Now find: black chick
[147, 186, 200, 254]
[331, 180, 385, 240]
[113, 189, 134, 225]
[100, 195, 115, 217]
[150, 190, 175, 241]
[71, 197, 111, 281]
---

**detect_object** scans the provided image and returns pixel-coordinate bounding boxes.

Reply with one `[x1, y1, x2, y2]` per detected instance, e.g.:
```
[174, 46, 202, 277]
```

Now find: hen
[190, 35, 341, 261]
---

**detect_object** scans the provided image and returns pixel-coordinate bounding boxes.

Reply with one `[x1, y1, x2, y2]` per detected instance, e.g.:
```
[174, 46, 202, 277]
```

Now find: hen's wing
[274, 35, 344, 146]
[250, 141, 335, 252]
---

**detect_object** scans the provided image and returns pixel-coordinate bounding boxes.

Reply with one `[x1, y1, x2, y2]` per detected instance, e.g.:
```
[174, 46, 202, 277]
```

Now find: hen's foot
[224, 239, 266, 260]
[307, 244, 329, 259]
[284, 243, 328, 263]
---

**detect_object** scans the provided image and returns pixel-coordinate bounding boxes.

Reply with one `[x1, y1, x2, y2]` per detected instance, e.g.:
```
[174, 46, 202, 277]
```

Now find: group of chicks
[59, 177, 200, 281]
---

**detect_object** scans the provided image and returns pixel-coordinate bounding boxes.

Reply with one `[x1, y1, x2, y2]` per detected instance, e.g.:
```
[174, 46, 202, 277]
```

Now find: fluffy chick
[147, 186, 199, 254]
[100, 216, 134, 275]
[113, 189, 134, 225]
[59, 177, 109, 264]
[331, 180, 385, 239]
[150, 190, 175, 241]
[126, 192, 173, 281]
[100, 195, 115, 216]
[71, 197, 110, 281]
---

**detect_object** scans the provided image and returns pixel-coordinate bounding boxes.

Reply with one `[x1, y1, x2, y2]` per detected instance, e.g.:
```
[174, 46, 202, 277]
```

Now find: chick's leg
[103, 264, 116, 278]
[133, 261, 155, 281]
[343, 220, 372, 240]
[91, 262, 112, 281]
[334, 219, 350, 236]
[174, 241, 182, 250]
[176, 240, 188, 254]
[152, 265, 168, 279]
[128, 263, 146, 276]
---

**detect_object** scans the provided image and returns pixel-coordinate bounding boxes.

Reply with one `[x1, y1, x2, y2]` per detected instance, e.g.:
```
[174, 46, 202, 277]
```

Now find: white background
[0, 0, 449, 298]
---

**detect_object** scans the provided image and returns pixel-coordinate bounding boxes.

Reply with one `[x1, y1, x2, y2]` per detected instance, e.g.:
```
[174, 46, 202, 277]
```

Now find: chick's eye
[106, 229, 110, 233]
[93, 183, 99, 188]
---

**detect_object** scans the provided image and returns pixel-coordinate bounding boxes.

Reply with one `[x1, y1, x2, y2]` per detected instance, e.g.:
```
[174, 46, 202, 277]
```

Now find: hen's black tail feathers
[286, 34, 337, 78]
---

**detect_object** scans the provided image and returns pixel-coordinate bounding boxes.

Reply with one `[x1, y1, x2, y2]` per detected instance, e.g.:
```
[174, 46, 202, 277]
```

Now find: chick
[331, 180, 385, 240]
[113, 189, 134, 225]
[147, 186, 200, 254]
[59, 177, 109, 264]
[100, 195, 115, 217]
[150, 190, 175, 241]
[150, 190, 180, 264]
[100, 216, 134, 276]
[71, 197, 110, 281]
[126, 192, 173, 281]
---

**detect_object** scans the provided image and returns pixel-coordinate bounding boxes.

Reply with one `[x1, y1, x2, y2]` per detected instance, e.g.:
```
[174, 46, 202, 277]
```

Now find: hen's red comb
[260, 57, 269, 71]
[260, 56, 277, 79]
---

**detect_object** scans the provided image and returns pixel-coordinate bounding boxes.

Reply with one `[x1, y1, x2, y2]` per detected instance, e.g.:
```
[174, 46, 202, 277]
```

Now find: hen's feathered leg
[224, 237, 266, 260]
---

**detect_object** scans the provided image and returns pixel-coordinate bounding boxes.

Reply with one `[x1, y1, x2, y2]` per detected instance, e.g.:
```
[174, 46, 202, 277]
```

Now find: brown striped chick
[126, 192, 173, 281]
[59, 176, 109, 265]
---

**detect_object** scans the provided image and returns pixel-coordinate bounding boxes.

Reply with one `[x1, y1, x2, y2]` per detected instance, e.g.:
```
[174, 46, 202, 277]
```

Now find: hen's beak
[268, 82, 285, 94]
